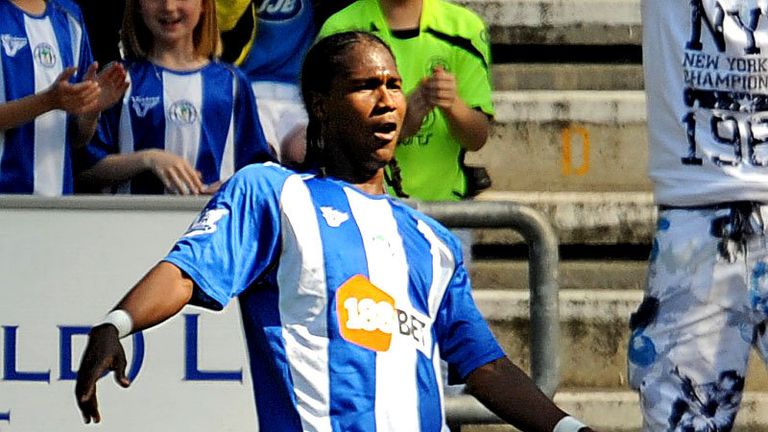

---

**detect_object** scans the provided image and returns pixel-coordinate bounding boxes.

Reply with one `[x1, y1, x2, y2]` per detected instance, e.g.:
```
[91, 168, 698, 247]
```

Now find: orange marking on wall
[561, 125, 590, 176]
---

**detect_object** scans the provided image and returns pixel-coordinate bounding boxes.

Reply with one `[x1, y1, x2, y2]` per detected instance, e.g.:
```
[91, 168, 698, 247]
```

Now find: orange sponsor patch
[336, 275, 396, 352]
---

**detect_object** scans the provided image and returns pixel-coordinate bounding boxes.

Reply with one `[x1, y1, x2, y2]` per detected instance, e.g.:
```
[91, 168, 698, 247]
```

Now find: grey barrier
[0, 196, 560, 429]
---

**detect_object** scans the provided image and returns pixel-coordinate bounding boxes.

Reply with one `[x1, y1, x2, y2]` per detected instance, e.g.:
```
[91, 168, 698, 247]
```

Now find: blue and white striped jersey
[164, 163, 505, 432]
[82, 60, 272, 194]
[0, 0, 93, 195]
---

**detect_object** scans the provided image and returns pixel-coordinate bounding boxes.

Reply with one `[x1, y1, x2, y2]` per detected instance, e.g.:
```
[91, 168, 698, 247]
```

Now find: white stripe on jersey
[66, 12, 82, 67]
[26, 15, 65, 196]
[163, 70, 201, 171]
[220, 75, 236, 181]
[117, 84, 135, 194]
[278, 175, 332, 432]
[433, 344, 450, 432]
[417, 221, 455, 320]
[345, 189, 422, 432]
[418, 220, 457, 429]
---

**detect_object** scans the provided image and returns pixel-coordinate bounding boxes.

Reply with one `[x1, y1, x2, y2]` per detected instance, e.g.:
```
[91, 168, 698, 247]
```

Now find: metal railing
[410, 200, 560, 429]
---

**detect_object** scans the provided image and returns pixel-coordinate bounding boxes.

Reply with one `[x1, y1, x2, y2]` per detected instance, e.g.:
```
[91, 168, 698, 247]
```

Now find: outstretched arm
[466, 357, 595, 432]
[75, 261, 195, 424]
[0, 67, 99, 131]
[0, 62, 127, 143]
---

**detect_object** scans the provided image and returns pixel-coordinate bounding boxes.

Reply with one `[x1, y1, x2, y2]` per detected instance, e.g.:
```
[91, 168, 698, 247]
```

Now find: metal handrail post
[411, 200, 560, 426]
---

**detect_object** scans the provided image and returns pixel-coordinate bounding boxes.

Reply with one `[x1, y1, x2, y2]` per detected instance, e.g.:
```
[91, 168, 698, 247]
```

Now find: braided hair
[300, 31, 409, 198]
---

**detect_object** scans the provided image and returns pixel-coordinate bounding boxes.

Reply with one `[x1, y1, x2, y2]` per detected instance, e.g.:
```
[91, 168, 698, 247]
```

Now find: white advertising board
[0, 197, 258, 432]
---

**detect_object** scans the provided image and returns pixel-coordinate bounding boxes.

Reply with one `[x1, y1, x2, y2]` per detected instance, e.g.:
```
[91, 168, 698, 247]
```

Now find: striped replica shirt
[165, 163, 504, 432]
[0, 0, 93, 195]
[81, 60, 271, 194]
[236, 0, 316, 85]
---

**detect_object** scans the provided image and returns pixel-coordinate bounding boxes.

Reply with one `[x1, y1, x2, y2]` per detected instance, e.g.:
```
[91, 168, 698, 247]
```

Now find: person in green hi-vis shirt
[316, 0, 493, 202]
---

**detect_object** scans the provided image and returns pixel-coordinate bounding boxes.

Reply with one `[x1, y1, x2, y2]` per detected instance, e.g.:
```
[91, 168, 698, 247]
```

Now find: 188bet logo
[336, 275, 430, 354]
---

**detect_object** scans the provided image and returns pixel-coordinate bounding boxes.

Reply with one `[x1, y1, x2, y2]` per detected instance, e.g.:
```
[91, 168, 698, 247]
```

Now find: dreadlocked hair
[384, 159, 409, 198]
[301, 32, 393, 170]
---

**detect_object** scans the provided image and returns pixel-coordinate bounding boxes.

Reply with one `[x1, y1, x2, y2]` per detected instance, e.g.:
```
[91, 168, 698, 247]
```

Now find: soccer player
[75, 32, 594, 432]
[77, 0, 272, 195]
[628, 1, 768, 430]
[0, 0, 127, 195]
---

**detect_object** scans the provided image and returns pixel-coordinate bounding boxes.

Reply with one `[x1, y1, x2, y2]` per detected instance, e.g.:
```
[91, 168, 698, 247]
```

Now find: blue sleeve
[163, 165, 285, 310]
[73, 6, 94, 82]
[233, 68, 274, 167]
[79, 102, 122, 169]
[435, 262, 505, 383]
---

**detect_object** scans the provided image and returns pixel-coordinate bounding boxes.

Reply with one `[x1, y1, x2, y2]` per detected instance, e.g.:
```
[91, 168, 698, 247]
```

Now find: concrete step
[470, 191, 656, 245]
[460, 391, 768, 431]
[492, 63, 644, 91]
[468, 90, 649, 193]
[476, 289, 768, 391]
[455, 0, 642, 46]
[491, 90, 645, 123]
[469, 259, 648, 292]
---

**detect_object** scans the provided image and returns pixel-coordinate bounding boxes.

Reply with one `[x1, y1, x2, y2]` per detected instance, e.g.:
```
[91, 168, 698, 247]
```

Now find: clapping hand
[47, 62, 128, 115]
[85, 61, 129, 114]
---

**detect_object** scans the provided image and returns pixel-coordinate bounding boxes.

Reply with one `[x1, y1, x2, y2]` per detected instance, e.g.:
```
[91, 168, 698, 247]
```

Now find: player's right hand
[75, 324, 131, 424]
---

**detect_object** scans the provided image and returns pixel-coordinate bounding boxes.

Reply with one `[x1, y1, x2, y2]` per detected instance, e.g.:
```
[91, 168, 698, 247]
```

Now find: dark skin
[75, 41, 594, 432]
[312, 41, 406, 193]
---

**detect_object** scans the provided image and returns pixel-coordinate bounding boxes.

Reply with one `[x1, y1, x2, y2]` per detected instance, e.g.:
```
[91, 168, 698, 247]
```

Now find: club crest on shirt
[168, 100, 198, 125]
[131, 96, 161, 117]
[33, 42, 56, 68]
[1, 34, 27, 57]
[184, 208, 229, 237]
[336, 275, 432, 356]
[427, 56, 450, 74]
[320, 206, 349, 227]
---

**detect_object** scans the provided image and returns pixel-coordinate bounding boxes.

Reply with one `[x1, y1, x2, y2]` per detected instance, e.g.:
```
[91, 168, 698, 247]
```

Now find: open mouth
[373, 122, 398, 141]
[159, 17, 183, 27]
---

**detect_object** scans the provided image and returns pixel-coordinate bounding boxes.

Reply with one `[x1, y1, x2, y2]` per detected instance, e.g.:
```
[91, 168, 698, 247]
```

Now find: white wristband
[553, 416, 588, 432]
[98, 310, 133, 339]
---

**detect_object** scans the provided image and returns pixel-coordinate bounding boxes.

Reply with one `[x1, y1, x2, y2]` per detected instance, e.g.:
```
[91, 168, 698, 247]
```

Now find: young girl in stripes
[0, 0, 127, 195]
[78, 0, 271, 195]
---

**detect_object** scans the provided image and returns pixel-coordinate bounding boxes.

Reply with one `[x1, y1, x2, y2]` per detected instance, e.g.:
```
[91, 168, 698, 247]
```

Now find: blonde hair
[121, 0, 220, 61]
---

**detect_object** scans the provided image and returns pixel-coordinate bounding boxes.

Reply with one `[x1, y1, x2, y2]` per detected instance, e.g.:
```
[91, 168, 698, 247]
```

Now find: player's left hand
[75, 324, 131, 424]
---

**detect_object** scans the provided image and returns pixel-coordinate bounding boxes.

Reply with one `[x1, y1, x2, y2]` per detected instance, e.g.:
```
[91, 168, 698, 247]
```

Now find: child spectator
[78, 0, 272, 195]
[0, 0, 127, 196]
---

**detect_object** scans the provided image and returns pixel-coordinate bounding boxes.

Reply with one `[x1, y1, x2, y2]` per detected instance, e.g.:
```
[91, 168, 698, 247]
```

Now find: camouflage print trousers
[628, 203, 768, 432]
